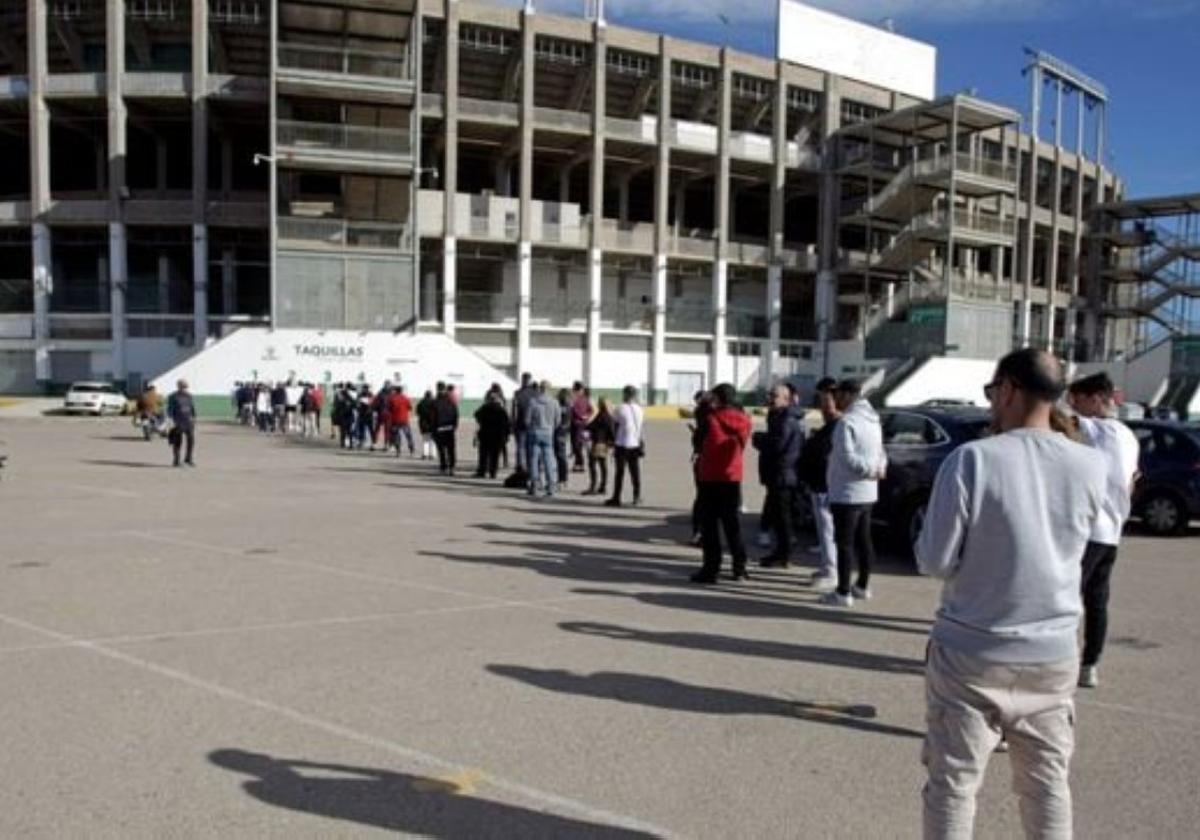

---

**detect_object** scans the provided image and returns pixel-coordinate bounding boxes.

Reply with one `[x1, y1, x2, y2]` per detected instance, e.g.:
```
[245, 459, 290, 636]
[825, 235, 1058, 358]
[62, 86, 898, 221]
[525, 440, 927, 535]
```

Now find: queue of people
[210, 347, 1141, 840]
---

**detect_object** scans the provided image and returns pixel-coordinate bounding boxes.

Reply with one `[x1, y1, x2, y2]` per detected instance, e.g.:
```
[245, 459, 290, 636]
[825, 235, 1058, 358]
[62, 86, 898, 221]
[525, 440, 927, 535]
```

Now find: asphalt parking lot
[0, 413, 1197, 838]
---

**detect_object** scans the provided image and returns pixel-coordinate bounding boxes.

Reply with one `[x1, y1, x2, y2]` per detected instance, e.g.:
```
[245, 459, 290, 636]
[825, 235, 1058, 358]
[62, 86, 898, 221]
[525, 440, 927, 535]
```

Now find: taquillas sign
[293, 344, 365, 361]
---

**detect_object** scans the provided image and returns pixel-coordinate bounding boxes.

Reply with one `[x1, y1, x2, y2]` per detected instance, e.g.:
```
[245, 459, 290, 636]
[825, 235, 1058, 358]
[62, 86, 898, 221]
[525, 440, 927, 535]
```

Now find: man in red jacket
[388, 385, 415, 456]
[692, 382, 753, 584]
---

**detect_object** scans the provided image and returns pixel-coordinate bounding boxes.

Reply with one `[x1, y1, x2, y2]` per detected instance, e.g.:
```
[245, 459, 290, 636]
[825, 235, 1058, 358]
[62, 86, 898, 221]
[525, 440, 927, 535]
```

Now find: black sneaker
[690, 572, 718, 585]
[603, 498, 621, 507]
[731, 569, 751, 582]
[758, 555, 789, 568]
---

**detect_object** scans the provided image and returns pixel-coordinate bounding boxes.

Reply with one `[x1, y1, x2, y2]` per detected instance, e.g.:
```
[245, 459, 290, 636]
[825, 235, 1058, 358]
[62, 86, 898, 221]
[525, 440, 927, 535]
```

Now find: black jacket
[434, 396, 459, 432]
[758, 405, 805, 488]
[474, 400, 511, 443]
[586, 411, 616, 447]
[416, 396, 437, 433]
[798, 419, 837, 493]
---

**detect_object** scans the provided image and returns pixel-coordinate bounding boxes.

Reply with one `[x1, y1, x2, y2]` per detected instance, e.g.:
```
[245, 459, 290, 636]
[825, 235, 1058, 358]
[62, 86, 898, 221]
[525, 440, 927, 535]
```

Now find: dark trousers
[171, 428, 195, 465]
[571, 429, 586, 470]
[435, 430, 456, 472]
[554, 431, 569, 485]
[831, 502, 875, 596]
[477, 439, 501, 478]
[588, 451, 608, 493]
[1081, 541, 1119, 667]
[610, 446, 641, 503]
[768, 485, 805, 558]
[698, 481, 747, 577]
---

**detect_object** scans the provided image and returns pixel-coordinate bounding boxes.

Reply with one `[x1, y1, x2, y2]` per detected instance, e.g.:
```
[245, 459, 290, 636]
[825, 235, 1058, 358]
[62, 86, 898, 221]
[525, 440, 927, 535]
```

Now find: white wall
[525, 346, 585, 388]
[1073, 339, 1173, 406]
[593, 348, 652, 393]
[777, 1, 937, 100]
[884, 357, 996, 408]
[153, 329, 518, 398]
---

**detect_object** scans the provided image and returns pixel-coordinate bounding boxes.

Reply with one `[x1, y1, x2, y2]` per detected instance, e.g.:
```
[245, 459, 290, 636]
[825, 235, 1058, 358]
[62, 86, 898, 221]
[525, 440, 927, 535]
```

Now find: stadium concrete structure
[0, 0, 1195, 407]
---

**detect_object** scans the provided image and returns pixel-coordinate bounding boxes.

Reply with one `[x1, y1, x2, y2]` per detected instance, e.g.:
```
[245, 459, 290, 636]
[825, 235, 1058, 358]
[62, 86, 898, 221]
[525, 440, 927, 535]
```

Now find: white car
[63, 382, 128, 416]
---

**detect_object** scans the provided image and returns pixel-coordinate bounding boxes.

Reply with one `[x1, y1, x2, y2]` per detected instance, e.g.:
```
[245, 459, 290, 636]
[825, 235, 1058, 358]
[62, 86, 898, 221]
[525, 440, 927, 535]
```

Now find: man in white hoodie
[1067, 372, 1141, 689]
[819, 379, 887, 608]
[916, 349, 1105, 840]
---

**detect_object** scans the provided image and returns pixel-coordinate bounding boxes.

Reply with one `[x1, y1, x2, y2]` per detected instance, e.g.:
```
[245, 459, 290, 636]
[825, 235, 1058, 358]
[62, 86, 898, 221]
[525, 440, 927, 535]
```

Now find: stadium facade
[1, 0, 1192, 405]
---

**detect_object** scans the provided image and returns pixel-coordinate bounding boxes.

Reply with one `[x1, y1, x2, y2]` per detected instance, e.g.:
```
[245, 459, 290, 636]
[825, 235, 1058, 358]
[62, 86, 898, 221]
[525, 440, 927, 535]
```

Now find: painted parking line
[0, 608, 673, 838]
[0, 594, 594, 658]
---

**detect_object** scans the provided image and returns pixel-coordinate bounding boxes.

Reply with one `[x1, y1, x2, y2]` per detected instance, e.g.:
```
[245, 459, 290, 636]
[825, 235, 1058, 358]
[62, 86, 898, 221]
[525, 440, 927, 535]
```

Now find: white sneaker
[810, 570, 836, 591]
[755, 532, 773, 549]
[1078, 665, 1099, 689]
[851, 585, 873, 601]
[818, 591, 853, 608]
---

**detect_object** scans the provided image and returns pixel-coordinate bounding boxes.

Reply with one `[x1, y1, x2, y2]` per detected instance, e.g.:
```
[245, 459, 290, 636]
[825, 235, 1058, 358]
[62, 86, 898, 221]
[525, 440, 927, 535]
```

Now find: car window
[883, 412, 948, 446]
[71, 385, 100, 393]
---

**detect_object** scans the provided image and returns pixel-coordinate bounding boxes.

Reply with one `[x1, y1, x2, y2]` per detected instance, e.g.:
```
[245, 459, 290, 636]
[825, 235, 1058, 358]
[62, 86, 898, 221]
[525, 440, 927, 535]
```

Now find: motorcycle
[135, 413, 167, 441]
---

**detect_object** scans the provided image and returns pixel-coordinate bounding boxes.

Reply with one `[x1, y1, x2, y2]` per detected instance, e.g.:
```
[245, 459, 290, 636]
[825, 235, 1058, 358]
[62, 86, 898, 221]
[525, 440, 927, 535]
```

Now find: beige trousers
[922, 640, 1077, 840]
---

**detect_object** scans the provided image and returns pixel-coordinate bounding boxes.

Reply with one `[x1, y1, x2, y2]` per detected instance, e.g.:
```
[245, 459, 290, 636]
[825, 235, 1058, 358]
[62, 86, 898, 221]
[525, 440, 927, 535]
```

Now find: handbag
[592, 442, 611, 459]
[167, 427, 181, 446]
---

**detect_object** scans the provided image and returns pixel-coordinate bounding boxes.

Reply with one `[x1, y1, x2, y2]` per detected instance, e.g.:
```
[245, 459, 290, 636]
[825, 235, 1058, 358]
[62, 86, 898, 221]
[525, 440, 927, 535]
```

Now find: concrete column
[710, 51, 731, 388]
[191, 0, 208, 346]
[29, 0, 52, 384]
[107, 0, 128, 381]
[764, 64, 787, 389]
[816, 73, 842, 367]
[442, 237, 457, 336]
[221, 248, 236, 315]
[1065, 103, 1087, 358]
[32, 224, 51, 383]
[157, 252, 171, 314]
[192, 225, 207, 340]
[442, 0, 460, 335]
[617, 173, 630, 223]
[585, 21, 606, 386]
[1020, 67, 1040, 347]
[651, 39, 671, 401]
[1046, 158, 1063, 352]
[517, 241, 532, 373]
[516, 6, 535, 373]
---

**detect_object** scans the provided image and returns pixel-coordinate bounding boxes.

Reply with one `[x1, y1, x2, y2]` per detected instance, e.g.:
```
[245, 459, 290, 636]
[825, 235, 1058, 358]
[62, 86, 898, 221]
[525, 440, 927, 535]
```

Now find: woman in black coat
[584, 398, 616, 496]
[473, 393, 511, 479]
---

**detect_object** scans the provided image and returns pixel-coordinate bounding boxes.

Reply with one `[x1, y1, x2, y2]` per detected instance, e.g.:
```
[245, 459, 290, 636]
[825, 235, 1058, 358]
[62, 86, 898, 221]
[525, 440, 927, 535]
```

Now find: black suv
[875, 406, 992, 548]
[1125, 420, 1200, 536]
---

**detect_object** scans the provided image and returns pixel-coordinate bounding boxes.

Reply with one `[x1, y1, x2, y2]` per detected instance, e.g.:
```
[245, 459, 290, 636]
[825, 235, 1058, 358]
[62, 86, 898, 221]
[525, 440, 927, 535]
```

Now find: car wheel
[1141, 490, 1186, 536]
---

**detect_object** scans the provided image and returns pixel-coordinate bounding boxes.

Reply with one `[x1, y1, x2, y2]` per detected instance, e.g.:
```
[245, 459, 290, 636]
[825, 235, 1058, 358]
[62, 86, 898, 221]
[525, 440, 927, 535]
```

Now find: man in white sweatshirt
[1067, 372, 1141, 689]
[819, 379, 887, 608]
[916, 348, 1105, 840]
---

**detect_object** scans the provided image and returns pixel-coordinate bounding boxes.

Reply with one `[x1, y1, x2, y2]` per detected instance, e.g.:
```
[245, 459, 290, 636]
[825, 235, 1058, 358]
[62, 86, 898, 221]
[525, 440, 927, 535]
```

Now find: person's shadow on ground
[485, 667, 924, 739]
[208, 749, 654, 838]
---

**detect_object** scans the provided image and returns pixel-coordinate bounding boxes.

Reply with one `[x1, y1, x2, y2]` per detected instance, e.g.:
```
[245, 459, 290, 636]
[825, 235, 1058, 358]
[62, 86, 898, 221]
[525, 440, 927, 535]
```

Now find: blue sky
[510, 0, 1200, 198]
